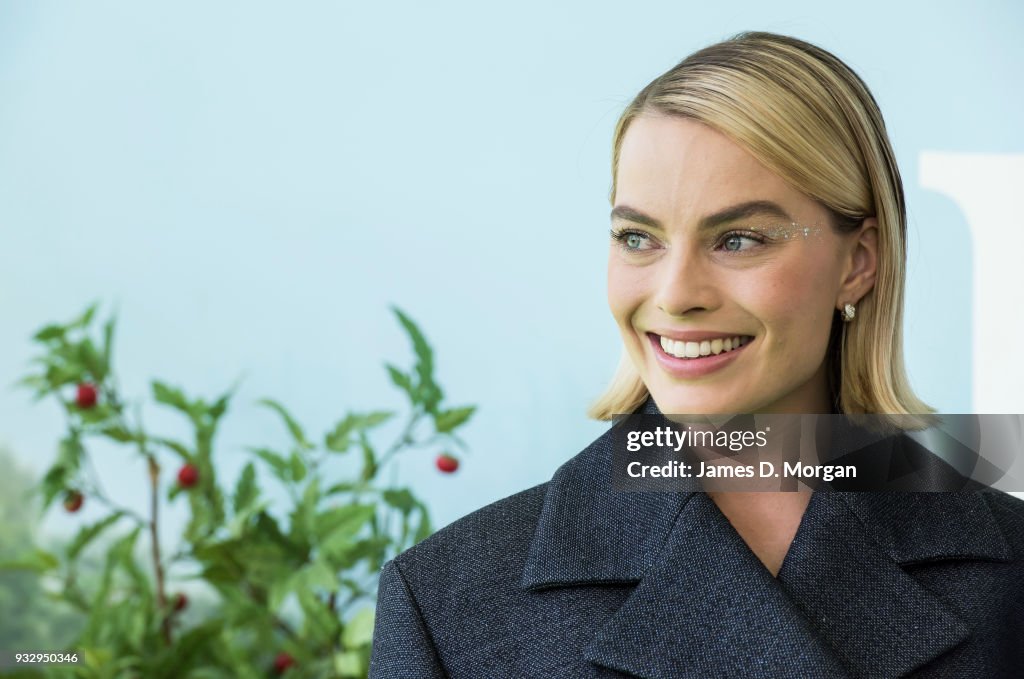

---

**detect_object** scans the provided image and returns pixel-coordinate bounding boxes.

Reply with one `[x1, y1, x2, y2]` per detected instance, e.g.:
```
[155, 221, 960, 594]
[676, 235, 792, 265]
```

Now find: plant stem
[148, 455, 171, 644]
[375, 408, 423, 472]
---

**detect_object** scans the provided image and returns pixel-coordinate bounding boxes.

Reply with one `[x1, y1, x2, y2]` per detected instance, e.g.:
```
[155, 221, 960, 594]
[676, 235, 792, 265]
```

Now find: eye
[610, 228, 656, 253]
[717, 230, 765, 253]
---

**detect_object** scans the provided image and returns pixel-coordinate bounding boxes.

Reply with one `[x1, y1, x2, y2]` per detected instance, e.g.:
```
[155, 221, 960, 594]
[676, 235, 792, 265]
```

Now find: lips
[647, 332, 753, 378]
[649, 332, 754, 359]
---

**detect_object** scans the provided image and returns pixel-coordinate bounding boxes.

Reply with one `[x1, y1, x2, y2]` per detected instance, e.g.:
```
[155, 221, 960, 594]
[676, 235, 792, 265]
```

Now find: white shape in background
[919, 152, 1024, 414]
[920, 153, 1024, 500]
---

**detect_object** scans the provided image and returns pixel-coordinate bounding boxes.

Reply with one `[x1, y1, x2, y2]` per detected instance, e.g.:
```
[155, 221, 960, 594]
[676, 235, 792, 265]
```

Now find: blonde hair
[588, 31, 934, 421]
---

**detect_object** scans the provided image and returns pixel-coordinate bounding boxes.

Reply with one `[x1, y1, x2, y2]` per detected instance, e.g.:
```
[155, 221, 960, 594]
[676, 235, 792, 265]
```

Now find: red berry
[63, 491, 84, 513]
[435, 453, 459, 473]
[76, 383, 98, 409]
[177, 464, 199, 488]
[173, 593, 188, 612]
[273, 652, 295, 673]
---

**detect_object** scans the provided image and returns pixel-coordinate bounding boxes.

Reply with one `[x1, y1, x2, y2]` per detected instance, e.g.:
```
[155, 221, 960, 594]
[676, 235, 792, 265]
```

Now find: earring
[841, 303, 856, 322]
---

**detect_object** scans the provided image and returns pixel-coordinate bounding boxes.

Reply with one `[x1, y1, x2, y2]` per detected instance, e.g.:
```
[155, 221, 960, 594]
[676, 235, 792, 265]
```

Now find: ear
[837, 217, 878, 309]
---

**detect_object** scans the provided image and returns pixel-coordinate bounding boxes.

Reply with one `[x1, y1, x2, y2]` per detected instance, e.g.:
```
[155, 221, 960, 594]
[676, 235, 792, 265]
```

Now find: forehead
[615, 114, 800, 216]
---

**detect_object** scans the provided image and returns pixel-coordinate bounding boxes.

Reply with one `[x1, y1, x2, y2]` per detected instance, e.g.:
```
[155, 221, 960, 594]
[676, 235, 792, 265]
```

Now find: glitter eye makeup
[753, 222, 824, 241]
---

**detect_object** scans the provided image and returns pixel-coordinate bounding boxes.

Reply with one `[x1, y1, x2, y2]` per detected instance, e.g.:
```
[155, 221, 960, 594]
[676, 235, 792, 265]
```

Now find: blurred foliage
[2, 303, 474, 678]
[0, 446, 85, 655]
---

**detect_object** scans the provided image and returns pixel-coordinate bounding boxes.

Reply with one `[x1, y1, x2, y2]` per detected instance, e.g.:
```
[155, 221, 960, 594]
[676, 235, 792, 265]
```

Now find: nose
[653, 243, 719, 317]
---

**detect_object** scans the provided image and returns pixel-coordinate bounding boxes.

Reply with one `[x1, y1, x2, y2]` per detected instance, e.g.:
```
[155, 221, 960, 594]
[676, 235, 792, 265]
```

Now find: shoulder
[386, 481, 551, 598]
[384, 418, 622, 593]
[370, 483, 554, 678]
[981, 490, 1024, 553]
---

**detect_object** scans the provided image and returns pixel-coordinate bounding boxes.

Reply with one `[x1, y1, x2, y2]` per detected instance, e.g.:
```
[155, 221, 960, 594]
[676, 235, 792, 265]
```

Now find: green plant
[0, 446, 85, 663]
[3, 302, 475, 678]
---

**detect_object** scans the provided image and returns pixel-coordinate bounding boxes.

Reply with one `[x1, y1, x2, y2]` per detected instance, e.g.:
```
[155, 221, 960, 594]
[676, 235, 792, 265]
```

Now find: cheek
[744, 261, 835, 353]
[607, 257, 646, 325]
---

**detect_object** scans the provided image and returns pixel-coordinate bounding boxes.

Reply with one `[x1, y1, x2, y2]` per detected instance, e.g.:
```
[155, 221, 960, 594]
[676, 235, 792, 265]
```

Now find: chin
[648, 384, 752, 416]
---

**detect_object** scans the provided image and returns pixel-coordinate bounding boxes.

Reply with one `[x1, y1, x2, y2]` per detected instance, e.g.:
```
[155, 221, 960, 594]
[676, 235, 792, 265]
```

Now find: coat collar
[519, 395, 691, 589]
[520, 396, 1013, 678]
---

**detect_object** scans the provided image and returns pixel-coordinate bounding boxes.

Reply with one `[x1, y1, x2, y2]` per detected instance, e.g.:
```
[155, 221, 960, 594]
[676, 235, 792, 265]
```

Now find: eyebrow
[610, 200, 794, 231]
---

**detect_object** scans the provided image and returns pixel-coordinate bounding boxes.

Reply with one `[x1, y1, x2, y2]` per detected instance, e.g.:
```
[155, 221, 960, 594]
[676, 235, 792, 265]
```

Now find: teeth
[659, 334, 750, 359]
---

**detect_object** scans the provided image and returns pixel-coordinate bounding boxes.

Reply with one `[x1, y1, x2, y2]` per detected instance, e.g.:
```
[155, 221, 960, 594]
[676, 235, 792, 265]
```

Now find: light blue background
[2, 1, 1022, 541]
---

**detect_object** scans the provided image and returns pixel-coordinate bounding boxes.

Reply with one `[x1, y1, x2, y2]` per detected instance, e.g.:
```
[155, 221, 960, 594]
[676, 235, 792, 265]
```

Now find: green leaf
[90, 526, 141, 615]
[391, 306, 444, 413]
[385, 363, 414, 398]
[209, 391, 231, 421]
[268, 574, 295, 613]
[186, 504, 215, 544]
[228, 498, 269, 537]
[75, 400, 116, 425]
[433, 405, 476, 433]
[418, 382, 444, 415]
[0, 548, 59, 573]
[363, 411, 395, 428]
[40, 464, 69, 509]
[302, 478, 321, 512]
[257, 398, 313, 451]
[67, 512, 124, 560]
[325, 411, 395, 453]
[57, 435, 81, 465]
[70, 302, 100, 330]
[328, 535, 391, 571]
[32, 324, 66, 342]
[99, 424, 137, 443]
[391, 306, 433, 380]
[152, 380, 191, 415]
[153, 436, 191, 461]
[342, 607, 375, 649]
[299, 557, 338, 592]
[290, 479, 321, 544]
[101, 315, 116, 378]
[314, 504, 376, 542]
[42, 354, 83, 389]
[78, 338, 105, 382]
[248, 447, 290, 482]
[233, 462, 258, 513]
[325, 415, 357, 453]
[106, 526, 148, 600]
[381, 489, 416, 515]
[358, 432, 377, 482]
[324, 481, 361, 495]
[318, 506, 376, 566]
[289, 451, 307, 483]
[296, 578, 339, 645]
[334, 649, 366, 677]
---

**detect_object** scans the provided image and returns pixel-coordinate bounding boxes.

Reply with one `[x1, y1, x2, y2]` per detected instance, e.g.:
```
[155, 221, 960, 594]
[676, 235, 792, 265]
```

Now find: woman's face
[608, 114, 877, 415]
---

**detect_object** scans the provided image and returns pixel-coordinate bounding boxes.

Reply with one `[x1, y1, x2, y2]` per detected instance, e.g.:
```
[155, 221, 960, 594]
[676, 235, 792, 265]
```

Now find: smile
[658, 334, 753, 359]
[646, 332, 755, 379]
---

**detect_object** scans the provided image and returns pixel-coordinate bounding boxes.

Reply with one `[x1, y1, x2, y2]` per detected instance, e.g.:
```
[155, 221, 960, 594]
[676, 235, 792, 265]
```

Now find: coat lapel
[582, 489, 852, 678]
[520, 396, 1014, 678]
[518, 401, 689, 589]
[776, 491, 1012, 678]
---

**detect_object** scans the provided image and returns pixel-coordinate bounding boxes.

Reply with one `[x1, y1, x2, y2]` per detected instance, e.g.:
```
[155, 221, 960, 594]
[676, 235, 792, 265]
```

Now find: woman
[369, 32, 1024, 677]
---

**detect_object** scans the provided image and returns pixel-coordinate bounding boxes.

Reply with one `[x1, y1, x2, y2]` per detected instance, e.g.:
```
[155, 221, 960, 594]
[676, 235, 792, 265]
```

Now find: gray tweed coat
[369, 397, 1024, 678]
